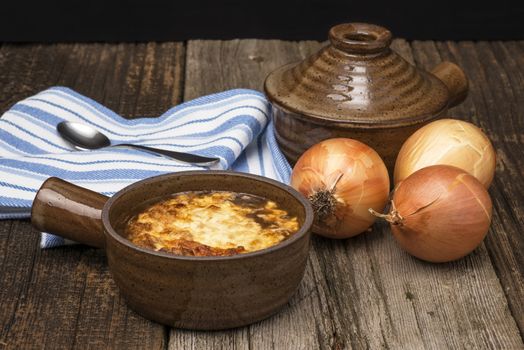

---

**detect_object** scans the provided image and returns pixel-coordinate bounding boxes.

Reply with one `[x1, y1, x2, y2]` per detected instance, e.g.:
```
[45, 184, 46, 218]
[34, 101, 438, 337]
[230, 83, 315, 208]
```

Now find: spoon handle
[115, 144, 220, 166]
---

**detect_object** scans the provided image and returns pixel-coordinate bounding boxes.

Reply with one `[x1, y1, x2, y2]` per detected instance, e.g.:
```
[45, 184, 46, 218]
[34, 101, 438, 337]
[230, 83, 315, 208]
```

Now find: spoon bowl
[57, 121, 111, 150]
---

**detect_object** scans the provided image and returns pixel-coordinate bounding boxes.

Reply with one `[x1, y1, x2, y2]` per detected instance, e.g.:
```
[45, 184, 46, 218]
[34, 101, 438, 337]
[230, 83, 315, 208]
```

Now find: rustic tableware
[56, 121, 220, 166]
[264, 23, 469, 170]
[31, 171, 313, 330]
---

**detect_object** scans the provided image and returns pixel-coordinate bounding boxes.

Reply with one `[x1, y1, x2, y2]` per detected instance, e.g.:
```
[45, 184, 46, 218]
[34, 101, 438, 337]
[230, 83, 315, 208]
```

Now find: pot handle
[431, 61, 469, 108]
[31, 177, 109, 248]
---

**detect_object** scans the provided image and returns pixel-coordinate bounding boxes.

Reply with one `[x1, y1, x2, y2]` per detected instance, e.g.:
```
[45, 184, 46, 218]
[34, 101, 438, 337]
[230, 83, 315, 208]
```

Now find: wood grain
[0, 42, 185, 349]
[168, 39, 524, 350]
[426, 39, 524, 336]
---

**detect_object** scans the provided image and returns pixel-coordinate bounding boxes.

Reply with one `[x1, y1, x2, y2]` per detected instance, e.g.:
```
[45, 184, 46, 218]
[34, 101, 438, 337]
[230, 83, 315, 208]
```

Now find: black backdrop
[1, 0, 523, 42]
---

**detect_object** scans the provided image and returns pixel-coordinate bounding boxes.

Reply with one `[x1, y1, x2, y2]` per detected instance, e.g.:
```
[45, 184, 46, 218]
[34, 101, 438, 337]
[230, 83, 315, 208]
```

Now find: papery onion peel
[291, 138, 390, 239]
[370, 165, 492, 263]
[394, 119, 496, 188]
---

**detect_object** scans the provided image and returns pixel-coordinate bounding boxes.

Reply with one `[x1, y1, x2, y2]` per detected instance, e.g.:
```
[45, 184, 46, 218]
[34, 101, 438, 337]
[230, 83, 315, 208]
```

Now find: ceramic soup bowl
[31, 171, 313, 330]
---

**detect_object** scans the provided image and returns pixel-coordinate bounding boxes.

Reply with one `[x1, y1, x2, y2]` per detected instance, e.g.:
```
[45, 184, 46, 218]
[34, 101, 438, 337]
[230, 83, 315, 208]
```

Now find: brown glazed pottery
[264, 23, 469, 170]
[31, 171, 314, 330]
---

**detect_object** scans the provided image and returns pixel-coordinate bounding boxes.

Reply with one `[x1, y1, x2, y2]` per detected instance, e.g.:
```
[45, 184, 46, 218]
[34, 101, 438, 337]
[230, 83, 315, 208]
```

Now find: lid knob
[329, 23, 392, 54]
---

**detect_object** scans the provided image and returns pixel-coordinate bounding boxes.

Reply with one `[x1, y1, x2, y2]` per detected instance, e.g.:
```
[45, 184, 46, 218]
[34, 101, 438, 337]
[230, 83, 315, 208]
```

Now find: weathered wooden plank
[0, 42, 185, 349]
[169, 39, 524, 349]
[0, 44, 56, 109]
[428, 39, 524, 336]
[182, 39, 323, 96]
[475, 40, 524, 337]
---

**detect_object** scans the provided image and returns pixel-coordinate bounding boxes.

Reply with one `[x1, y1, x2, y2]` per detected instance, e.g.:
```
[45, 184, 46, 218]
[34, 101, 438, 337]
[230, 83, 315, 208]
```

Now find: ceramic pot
[31, 171, 313, 330]
[264, 23, 469, 170]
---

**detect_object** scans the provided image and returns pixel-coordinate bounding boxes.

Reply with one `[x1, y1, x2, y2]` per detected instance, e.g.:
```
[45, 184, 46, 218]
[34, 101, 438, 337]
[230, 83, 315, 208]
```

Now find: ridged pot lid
[264, 23, 451, 127]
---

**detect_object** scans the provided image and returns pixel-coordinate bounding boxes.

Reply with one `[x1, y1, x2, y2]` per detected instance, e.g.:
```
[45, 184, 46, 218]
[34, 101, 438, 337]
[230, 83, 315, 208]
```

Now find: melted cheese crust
[125, 191, 299, 256]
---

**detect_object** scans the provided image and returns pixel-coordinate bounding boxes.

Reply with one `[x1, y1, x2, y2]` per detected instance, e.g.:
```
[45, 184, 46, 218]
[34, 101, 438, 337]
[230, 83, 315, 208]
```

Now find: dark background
[0, 0, 523, 42]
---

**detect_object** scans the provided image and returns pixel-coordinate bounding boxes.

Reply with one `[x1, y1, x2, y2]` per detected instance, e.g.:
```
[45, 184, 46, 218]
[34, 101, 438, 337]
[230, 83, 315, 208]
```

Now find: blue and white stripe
[0, 87, 292, 248]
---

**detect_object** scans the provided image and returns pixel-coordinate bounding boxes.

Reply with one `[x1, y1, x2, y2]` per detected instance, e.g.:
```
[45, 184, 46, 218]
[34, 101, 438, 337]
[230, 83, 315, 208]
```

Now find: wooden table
[0, 39, 523, 349]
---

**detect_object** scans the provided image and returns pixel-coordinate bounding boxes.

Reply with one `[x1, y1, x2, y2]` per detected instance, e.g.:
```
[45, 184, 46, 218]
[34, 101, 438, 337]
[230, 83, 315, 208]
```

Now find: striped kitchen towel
[0, 87, 292, 248]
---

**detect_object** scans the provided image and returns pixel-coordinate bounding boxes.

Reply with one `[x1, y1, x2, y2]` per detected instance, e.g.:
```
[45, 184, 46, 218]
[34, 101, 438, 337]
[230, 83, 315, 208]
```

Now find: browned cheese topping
[124, 191, 299, 256]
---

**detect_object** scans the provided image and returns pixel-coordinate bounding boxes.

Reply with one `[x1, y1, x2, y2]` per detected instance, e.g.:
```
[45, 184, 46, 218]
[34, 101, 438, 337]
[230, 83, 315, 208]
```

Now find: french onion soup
[124, 191, 299, 257]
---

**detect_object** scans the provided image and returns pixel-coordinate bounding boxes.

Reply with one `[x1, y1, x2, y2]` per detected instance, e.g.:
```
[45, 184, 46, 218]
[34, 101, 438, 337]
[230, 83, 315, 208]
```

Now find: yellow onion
[370, 165, 492, 262]
[291, 138, 390, 238]
[394, 119, 496, 188]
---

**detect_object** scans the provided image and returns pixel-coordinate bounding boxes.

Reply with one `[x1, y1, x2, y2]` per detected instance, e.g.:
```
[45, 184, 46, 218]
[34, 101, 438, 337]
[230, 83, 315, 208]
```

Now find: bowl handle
[431, 61, 469, 108]
[31, 177, 109, 248]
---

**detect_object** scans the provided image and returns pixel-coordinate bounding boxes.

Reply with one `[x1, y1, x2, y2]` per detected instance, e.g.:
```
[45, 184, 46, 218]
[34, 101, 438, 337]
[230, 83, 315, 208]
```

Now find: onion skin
[291, 138, 390, 238]
[394, 119, 496, 188]
[382, 165, 492, 263]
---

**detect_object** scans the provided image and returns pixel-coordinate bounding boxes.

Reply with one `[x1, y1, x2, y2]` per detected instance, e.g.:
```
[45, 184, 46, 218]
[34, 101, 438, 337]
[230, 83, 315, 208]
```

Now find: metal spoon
[56, 121, 220, 166]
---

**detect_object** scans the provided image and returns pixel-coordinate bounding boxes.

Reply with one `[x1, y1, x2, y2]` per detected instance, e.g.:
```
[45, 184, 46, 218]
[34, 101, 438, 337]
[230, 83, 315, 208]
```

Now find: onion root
[369, 201, 404, 225]
[308, 173, 343, 220]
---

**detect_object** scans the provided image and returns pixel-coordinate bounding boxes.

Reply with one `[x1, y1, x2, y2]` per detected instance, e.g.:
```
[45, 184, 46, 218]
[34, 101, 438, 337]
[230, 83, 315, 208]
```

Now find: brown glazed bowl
[31, 171, 313, 330]
[264, 23, 469, 171]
